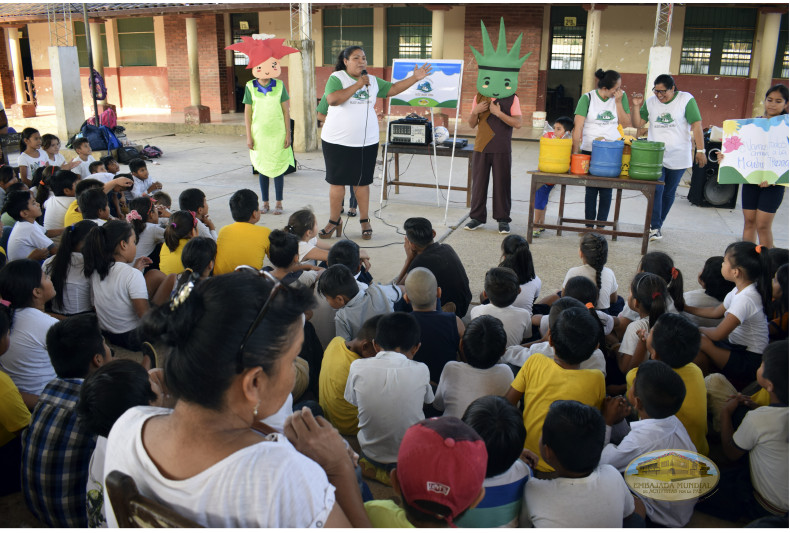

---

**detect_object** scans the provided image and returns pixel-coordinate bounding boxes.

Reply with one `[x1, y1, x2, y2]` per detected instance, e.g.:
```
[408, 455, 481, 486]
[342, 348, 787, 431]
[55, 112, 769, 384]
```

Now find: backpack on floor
[142, 145, 163, 159]
[117, 145, 142, 164]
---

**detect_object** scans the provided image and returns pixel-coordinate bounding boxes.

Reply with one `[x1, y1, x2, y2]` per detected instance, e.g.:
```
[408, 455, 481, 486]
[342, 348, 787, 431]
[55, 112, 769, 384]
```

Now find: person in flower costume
[226, 35, 299, 215]
[464, 19, 531, 234]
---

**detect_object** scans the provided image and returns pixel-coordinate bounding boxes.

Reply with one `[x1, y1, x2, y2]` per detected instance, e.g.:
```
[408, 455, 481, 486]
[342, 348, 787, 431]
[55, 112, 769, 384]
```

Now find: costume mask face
[225, 34, 298, 80]
[470, 18, 530, 99]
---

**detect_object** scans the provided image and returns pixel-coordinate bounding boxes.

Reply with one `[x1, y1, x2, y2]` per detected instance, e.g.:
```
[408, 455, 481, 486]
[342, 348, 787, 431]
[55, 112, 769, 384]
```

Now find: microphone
[360, 69, 370, 87]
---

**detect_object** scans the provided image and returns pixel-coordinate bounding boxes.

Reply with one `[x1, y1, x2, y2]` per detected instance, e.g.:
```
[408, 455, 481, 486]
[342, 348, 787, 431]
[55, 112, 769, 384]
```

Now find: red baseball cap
[396, 417, 488, 525]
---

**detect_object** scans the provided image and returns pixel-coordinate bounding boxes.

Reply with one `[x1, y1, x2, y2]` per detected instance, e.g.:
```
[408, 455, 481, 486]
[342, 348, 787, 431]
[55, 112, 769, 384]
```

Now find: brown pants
[470, 151, 512, 223]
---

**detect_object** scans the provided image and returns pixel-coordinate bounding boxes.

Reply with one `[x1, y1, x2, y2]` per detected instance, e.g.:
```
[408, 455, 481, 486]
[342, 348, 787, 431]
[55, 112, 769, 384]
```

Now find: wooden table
[381, 143, 475, 207]
[527, 170, 663, 255]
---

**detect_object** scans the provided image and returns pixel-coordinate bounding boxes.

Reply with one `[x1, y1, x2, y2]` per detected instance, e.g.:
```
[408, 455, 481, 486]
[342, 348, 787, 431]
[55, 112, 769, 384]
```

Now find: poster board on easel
[382, 59, 464, 225]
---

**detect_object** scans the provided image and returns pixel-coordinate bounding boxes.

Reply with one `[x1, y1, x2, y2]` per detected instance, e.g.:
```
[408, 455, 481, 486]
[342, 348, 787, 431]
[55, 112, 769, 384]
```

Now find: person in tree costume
[464, 19, 530, 235]
[226, 35, 299, 216]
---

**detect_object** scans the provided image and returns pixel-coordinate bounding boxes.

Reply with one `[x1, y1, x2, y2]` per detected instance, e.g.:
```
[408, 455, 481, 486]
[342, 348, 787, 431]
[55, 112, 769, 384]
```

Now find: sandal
[261, 202, 270, 215]
[360, 218, 373, 240]
[319, 219, 342, 239]
[273, 203, 283, 216]
[347, 208, 357, 217]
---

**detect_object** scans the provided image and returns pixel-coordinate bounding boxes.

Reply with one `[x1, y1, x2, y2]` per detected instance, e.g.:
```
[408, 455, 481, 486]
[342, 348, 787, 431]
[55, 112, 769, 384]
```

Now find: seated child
[552, 233, 620, 313]
[154, 237, 217, 307]
[506, 307, 606, 473]
[100, 155, 120, 176]
[327, 238, 373, 286]
[682, 256, 736, 328]
[151, 190, 172, 226]
[433, 315, 512, 418]
[318, 315, 380, 435]
[41, 133, 79, 170]
[21, 314, 112, 527]
[214, 189, 271, 275]
[319, 264, 402, 341]
[77, 359, 162, 527]
[264, 229, 320, 288]
[77, 187, 111, 226]
[471, 267, 530, 347]
[768, 263, 787, 341]
[285, 208, 332, 265]
[345, 312, 433, 481]
[127, 158, 162, 199]
[600, 360, 696, 527]
[406, 267, 464, 385]
[532, 116, 573, 238]
[617, 272, 668, 375]
[70, 138, 96, 179]
[364, 416, 487, 527]
[158, 210, 198, 275]
[5, 190, 58, 261]
[42, 170, 80, 236]
[127, 197, 165, 265]
[179, 188, 217, 240]
[457, 395, 532, 527]
[0, 165, 19, 210]
[533, 275, 614, 340]
[522, 400, 642, 527]
[499, 235, 541, 314]
[627, 313, 708, 455]
[42, 220, 97, 316]
[1, 182, 28, 230]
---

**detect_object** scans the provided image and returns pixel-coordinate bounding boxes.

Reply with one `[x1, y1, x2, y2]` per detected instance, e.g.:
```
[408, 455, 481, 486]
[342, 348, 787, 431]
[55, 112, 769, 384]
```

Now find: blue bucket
[589, 139, 625, 178]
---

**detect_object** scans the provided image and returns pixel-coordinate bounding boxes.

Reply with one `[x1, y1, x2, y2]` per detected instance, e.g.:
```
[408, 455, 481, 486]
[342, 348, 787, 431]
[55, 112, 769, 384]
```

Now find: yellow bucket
[538, 137, 573, 173]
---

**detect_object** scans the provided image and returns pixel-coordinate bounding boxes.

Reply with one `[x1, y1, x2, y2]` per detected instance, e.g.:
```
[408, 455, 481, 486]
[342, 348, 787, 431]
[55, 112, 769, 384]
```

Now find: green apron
[249, 79, 294, 177]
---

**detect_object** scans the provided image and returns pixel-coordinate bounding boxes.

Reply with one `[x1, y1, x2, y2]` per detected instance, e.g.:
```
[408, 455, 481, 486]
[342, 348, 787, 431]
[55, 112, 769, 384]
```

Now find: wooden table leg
[394, 153, 400, 195]
[466, 157, 473, 207]
[641, 185, 655, 255]
[612, 187, 623, 241]
[527, 174, 538, 243]
[557, 184, 567, 237]
[382, 149, 389, 201]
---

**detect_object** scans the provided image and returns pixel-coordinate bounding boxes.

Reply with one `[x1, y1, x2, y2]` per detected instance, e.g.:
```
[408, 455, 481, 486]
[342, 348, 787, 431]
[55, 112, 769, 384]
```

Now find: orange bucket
[570, 153, 591, 175]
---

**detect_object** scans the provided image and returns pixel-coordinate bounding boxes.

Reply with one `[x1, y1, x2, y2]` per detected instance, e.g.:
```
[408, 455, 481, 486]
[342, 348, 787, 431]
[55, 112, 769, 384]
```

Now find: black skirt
[322, 140, 378, 187]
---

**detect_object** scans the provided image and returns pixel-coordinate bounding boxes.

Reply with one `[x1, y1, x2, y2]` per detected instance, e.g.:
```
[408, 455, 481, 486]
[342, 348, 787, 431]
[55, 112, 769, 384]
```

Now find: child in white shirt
[471, 267, 530, 347]
[561, 232, 620, 313]
[41, 134, 80, 171]
[617, 272, 668, 376]
[16, 127, 48, 186]
[5, 190, 58, 261]
[42, 170, 81, 236]
[70, 138, 96, 179]
[286, 209, 331, 266]
[128, 159, 162, 199]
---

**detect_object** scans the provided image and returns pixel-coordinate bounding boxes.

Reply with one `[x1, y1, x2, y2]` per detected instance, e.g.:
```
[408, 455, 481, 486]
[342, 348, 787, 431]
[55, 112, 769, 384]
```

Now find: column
[581, 6, 604, 94]
[8, 27, 34, 117]
[184, 16, 210, 124]
[752, 10, 782, 117]
[428, 6, 450, 127]
[49, 46, 84, 140]
[288, 3, 318, 152]
[89, 20, 114, 111]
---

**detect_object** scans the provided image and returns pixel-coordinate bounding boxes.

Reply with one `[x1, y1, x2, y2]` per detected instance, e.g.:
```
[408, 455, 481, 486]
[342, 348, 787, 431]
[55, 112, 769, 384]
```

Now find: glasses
[653, 88, 669, 96]
[235, 270, 288, 374]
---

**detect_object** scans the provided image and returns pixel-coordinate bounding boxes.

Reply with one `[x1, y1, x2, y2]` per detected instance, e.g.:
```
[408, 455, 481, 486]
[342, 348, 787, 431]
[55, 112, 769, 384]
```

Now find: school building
[0, 2, 786, 134]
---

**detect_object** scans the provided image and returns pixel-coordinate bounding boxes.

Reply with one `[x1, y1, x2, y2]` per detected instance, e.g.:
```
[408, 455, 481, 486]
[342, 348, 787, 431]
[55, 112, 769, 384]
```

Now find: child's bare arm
[245, 103, 254, 150]
[147, 181, 163, 193]
[720, 397, 747, 462]
[282, 101, 291, 149]
[504, 386, 523, 406]
[302, 247, 329, 263]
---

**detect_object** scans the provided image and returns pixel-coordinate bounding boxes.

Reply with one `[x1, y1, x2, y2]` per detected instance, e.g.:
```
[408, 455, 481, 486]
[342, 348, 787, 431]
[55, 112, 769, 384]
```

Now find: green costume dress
[245, 78, 294, 178]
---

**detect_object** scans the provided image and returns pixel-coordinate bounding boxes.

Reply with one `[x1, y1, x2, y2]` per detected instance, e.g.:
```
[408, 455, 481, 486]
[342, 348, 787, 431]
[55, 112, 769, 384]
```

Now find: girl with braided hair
[561, 233, 623, 315]
[617, 272, 668, 374]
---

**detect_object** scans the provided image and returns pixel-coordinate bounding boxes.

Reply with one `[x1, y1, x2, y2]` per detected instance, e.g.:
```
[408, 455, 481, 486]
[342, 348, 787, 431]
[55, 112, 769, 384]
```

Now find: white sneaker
[649, 228, 662, 242]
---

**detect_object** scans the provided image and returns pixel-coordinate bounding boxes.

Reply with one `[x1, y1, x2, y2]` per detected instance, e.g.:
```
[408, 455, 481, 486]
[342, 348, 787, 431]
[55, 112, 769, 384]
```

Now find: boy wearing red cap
[364, 417, 488, 527]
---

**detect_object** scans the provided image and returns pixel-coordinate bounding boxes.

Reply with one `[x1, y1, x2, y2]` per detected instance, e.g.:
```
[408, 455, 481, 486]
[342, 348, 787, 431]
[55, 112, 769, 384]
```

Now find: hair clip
[671, 267, 679, 280]
[170, 280, 195, 311]
[171, 222, 177, 227]
[126, 210, 142, 222]
[651, 291, 661, 300]
[755, 245, 763, 254]
[0, 299, 10, 307]
[40, 180, 46, 186]
[189, 210, 198, 227]
[585, 302, 594, 309]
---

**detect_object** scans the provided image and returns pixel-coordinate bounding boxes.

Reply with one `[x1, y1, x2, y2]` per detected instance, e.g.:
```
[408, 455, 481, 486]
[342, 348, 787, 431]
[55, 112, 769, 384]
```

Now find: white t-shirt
[433, 361, 514, 418]
[85, 218, 107, 227]
[619, 316, 650, 356]
[130, 177, 155, 199]
[43, 253, 93, 315]
[43, 195, 74, 231]
[134, 223, 166, 260]
[17, 149, 49, 178]
[104, 406, 336, 528]
[538, 309, 613, 338]
[471, 304, 531, 348]
[512, 276, 542, 314]
[90, 262, 149, 334]
[682, 289, 724, 328]
[522, 464, 635, 527]
[88, 172, 116, 184]
[501, 342, 607, 377]
[321, 70, 382, 147]
[72, 155, 97, 179]
[619, 295, 678, 322]
[645, 91, 695, 169]
[196, 219, 217, 241]
[345, 351, 434, 464]
[45, 152, 66, 168]
[298, 237, 317, 264]
[87, 436, 108, 528]
[601, 416, 696, 527]
[734, 406, 789, 514]
[7, 220, 53, 261]
[723, 283, 768, 353]
[0, 307, 59, 395]
[563, 264, 618, 310]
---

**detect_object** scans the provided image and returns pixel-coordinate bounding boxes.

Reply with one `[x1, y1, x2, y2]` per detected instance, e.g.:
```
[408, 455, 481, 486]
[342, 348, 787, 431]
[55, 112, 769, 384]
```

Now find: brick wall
[462, 6, 543, 121]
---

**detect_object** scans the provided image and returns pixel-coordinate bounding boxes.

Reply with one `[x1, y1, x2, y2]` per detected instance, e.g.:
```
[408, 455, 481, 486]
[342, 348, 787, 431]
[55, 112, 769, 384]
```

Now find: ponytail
[580, 233, 608, 289]
[285, 209, 316, 240]
[175, 237, 217, 292]
[164, 210, 197, 252]
[725, 242, 773, 316]
[500, 236, 536, 284]
[639, 251, 685, 312]
[82, 220, 134, 280]
[127, 197, 155, 240]
[334, 46, 363, 72]
[45, 220, 97, 310]
[20, 127, 38, 152]
[631, 272, 667, 328]
[34, 166, 56, 207]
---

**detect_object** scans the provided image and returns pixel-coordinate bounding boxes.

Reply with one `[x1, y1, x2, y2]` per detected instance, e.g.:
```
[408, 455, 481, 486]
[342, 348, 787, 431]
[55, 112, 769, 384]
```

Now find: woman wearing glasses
[103, 272, 370, 528]
[630, 74, 706, 242]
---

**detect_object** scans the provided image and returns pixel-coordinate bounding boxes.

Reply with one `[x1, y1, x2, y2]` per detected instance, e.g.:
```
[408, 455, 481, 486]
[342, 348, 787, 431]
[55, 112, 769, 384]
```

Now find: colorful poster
[389, 59, 463, 109]
[718, 114, 789, 186]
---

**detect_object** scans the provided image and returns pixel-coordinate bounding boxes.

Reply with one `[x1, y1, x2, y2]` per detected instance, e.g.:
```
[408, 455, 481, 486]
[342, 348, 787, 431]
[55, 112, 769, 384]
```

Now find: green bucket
[628, 140, 665, 181]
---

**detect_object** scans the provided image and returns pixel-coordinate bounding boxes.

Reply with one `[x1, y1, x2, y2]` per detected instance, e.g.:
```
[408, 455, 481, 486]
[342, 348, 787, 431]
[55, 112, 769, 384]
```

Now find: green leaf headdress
[470, 18, 531, 99]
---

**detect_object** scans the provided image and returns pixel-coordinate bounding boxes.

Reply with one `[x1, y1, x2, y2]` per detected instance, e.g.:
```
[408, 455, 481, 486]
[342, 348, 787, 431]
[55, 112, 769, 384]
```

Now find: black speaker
[688, 140, 738, 209]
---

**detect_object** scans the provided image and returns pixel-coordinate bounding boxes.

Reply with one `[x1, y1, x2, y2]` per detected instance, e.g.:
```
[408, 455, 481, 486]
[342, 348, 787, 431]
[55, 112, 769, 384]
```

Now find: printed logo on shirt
[595, 110, 615, 122]
[352, 89, 370, 102]
[426, 481, 451, 496]
[625, 449, 720, 502]
[655, 113, 674, 125]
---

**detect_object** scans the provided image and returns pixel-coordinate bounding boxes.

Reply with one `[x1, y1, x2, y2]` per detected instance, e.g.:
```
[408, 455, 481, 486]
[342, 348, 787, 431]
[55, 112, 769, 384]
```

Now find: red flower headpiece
[225, 36, 298, 70]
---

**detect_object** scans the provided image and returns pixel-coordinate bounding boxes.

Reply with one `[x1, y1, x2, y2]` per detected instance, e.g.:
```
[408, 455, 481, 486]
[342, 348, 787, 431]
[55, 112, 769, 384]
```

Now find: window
[773, 14, 788, 79]
[230, 13, 259, 67]
[73, 21, 109, 68]
[117, 17, 156, 67]
[549, 7, 586, 71]
[680, 7, 756, 76]
[386, 7, 431, 66]
[322, 8, 374, 66]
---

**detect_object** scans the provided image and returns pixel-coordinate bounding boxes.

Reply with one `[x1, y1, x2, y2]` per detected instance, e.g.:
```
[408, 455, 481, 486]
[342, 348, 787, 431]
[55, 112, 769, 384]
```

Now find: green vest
[248, 79, 294, 177]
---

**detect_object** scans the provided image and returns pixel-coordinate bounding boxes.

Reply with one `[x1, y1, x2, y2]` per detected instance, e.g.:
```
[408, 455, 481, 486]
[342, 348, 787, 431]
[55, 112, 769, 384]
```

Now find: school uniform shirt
[471, 304, 531, 348]
[42, 253, 93, 315]
[456, 459, 532, 528]
[538, 310, 614, 338]
[7, 220, 53, 261]
[0, 308, 59, 395]
[620, 295, 678, 322]
[45, 152, 66, 168]
[104, 406, 336, 528]
[600, 415, 696, 527]
[562, 264, 618, 310]
[195, 219, 217, 241]
[318, 337, 361, 435]
[502, 342, 607, 377]
[619, 317, 650, 356]
[522, 464, 635, 527]
[90, 262, 148, 334]
[733, 406, 789, 514]
[626, 363, 708, 456]
[87, 172, 115, 184]
[130, 176, 155, 199]
[62, 200, 82, 227]
[364, 500, 414, 528]
[71, 155, 96, 179]
[510, 354, 605, 472]
[84, 218, 106, 227]
[158, 238, 189, 275]
[512, 276, 541, 314]
[345, 351, 434, 464]
[298, 237, 317, 264]
[17, 149, 49, 178]
[335, 283, 402, 341]
[215, 222, 271, 275]
[575, 90, 630, 152]
[43, 196, 74, 232]
[321, 71, 392, 147]
[723, 283, 769, 353]
[433, 361, 514, 418]
[641, 91, 701, 169]
[133, 223, 166, 260]
[0, 370, 31, 447]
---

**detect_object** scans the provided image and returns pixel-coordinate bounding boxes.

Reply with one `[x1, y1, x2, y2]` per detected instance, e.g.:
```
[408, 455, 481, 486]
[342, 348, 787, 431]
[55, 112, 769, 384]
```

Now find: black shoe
[464, 219, 484, 231]
[498, 221, 511, 234]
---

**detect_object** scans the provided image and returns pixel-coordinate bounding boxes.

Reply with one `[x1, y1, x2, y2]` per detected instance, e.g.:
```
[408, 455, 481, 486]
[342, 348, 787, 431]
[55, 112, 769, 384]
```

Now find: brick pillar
[0, 29, 15, 107]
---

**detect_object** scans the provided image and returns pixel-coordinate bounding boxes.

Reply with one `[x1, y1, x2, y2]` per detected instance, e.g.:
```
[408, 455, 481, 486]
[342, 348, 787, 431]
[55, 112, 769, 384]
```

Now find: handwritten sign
[718, 114, 788, 186]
